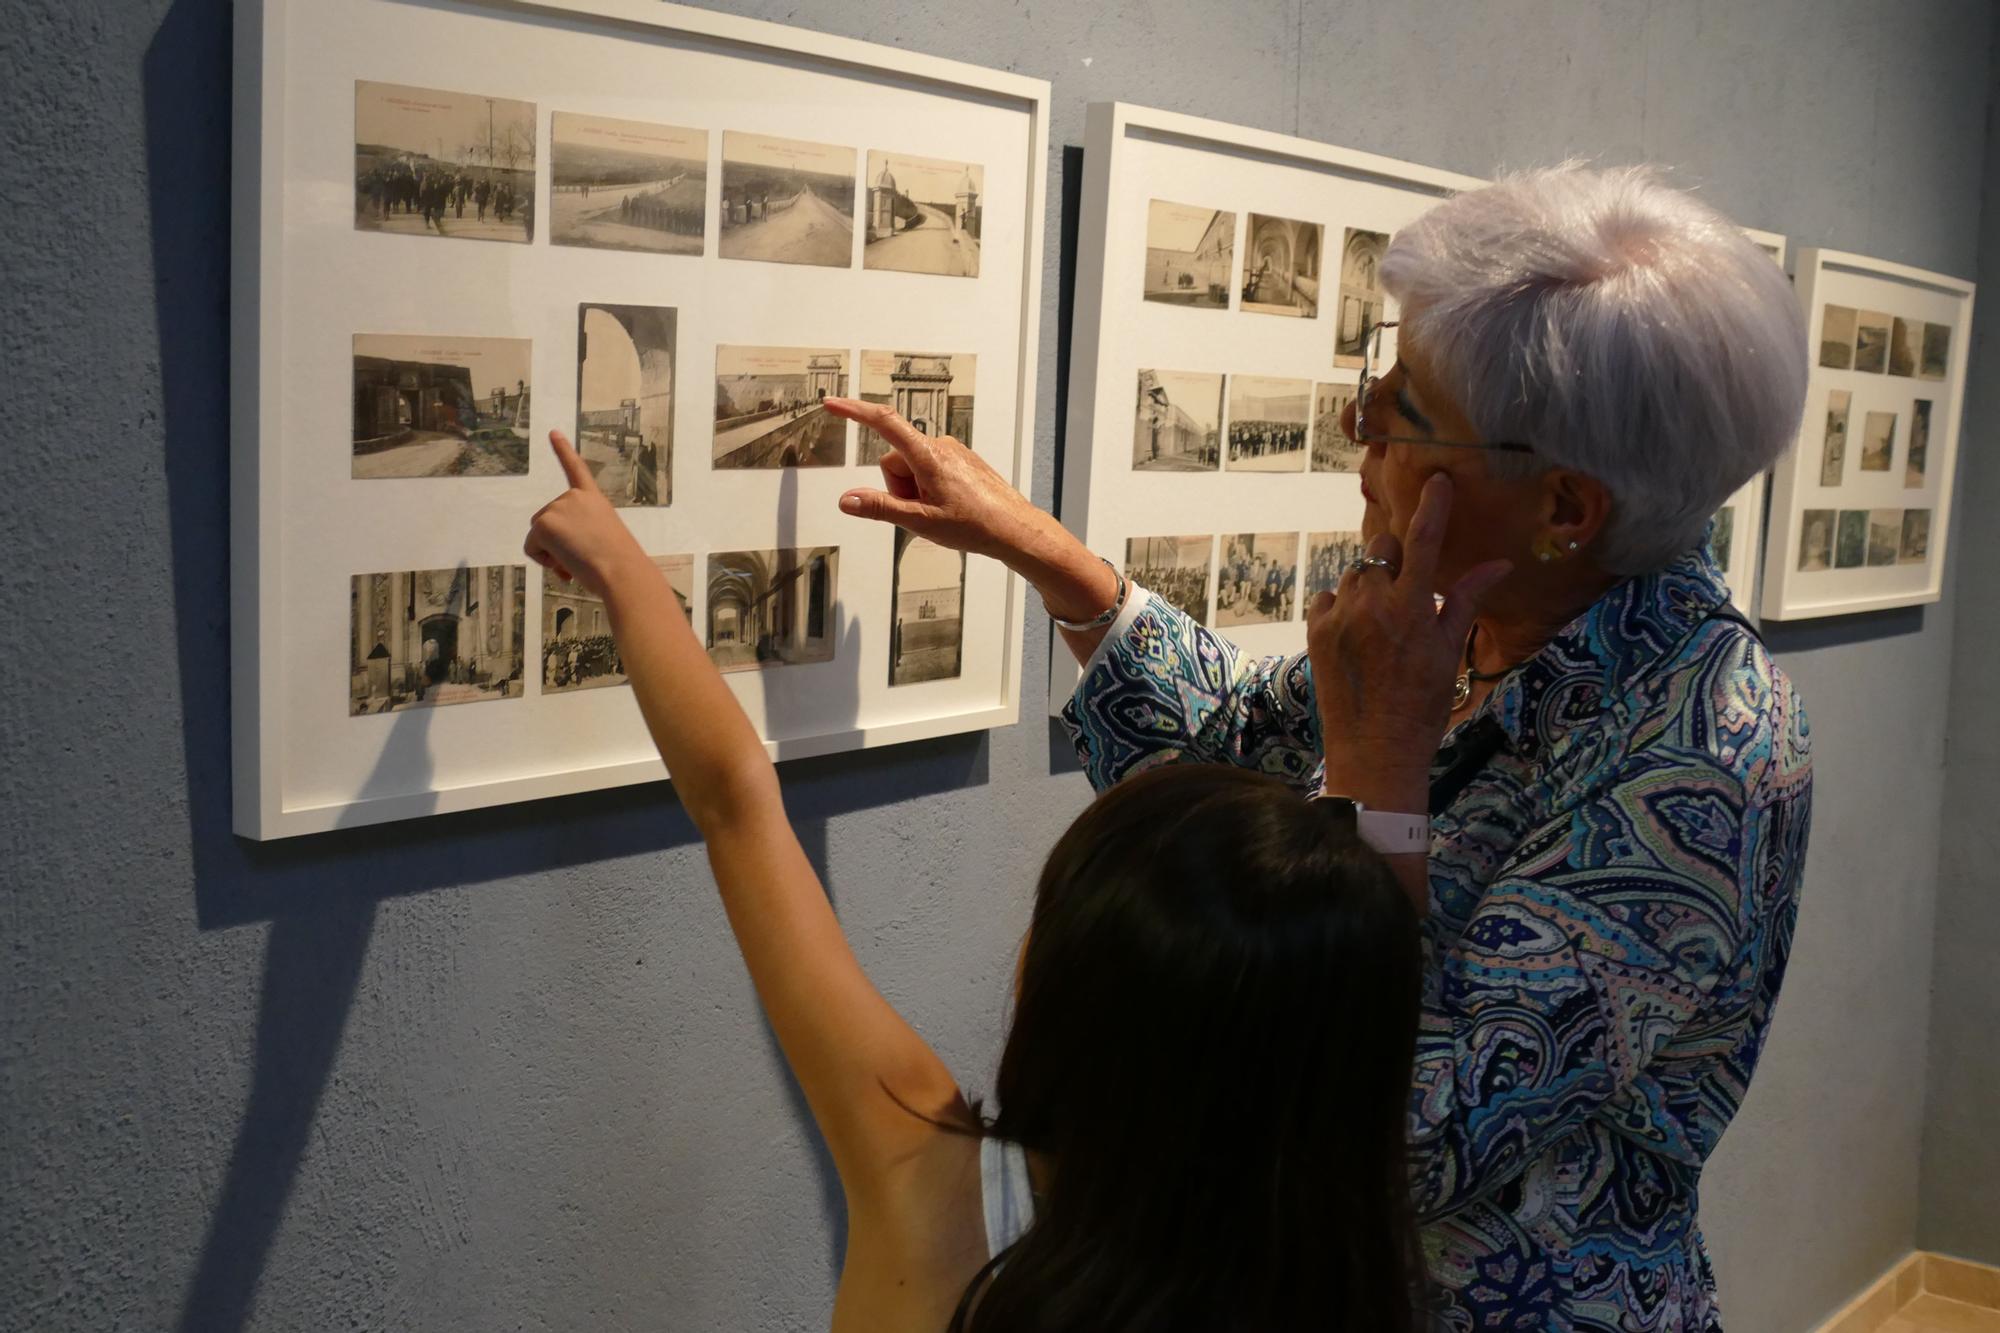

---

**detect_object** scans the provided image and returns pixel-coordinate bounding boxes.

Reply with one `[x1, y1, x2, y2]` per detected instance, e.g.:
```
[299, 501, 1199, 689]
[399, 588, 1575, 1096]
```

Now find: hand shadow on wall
[145, 3, 987, 1322]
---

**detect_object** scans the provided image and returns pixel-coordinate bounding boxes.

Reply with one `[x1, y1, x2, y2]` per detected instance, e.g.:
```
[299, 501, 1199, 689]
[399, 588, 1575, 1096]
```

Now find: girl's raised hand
[826, 397, 1042, 563]
[523, 430, 648, 593]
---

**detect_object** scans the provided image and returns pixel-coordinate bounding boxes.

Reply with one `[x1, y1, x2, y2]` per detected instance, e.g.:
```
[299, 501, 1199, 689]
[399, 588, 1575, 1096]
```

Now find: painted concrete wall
[1919, 38, 2000, 1271]
[0, 2, 1992, 1331]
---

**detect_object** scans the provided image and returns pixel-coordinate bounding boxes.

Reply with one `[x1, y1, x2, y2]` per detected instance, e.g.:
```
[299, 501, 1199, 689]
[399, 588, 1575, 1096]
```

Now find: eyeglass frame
[1353, 319, 1536, 455]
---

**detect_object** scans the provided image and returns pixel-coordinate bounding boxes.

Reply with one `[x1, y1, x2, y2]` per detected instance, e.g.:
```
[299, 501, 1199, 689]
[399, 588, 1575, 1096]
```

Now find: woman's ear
[1541, 468, 1612, 548]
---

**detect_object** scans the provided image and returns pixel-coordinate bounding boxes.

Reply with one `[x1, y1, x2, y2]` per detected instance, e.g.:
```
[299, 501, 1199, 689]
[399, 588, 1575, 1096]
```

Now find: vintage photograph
[1819, 305, 1857, 369]
[350, 566, 526, 714]
[1711, 507, 1736, 574]
[889, 529, 965, 686]
[1920, 322, 1951, 380]
[1819, 389, 1851, 487]
[863, 151, 983, 277]
[1311, 383, 1362, 471]
[1867, 509, 1901, 567]
[1216, 532, 1299, 627]
[1132, 369, 1223, 471]
[542, 555, 692, 693]
[1239, 215, 1322, 317]
[706, 547, 839, 672]
[1854, 310, 1892, 374]
[1143, 200, 1234, 309]
[1859, 410, 1897, 473]
[577, 304, 675, 506]
[1901, 509, 1932, 564]
[858, 351, 975, 463]
[1333, 227, 1390, 365]
[1835, 510, 1868, 569]
[352, 333, 531, 478]
[1798, 509, 1835, 573]
[550, 113, 706, 255]
[713, 345, 849, 468]
[354, 82, 534, 244]
[1907, 399, 1932, 488]
[1888, 316, 1920, 377]
[718, 132, 856, 268]
[1304, 531, 1367, 598]
[1227, 375, 1311, 472]
[1124, 535, 1213, 626]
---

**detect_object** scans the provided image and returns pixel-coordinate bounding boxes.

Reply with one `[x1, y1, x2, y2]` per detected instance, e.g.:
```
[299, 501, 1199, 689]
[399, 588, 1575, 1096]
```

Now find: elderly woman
[828, 163, 1811, 1331]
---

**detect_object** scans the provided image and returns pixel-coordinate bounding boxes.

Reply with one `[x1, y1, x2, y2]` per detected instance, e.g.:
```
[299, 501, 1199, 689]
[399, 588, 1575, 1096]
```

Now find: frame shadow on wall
[1044, 144, 1088, 778]
[144, 3, 989, 1326]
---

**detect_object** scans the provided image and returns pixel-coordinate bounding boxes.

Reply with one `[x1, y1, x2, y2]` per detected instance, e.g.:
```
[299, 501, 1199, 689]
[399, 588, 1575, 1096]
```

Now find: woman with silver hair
[827, 162, 1812, 1330]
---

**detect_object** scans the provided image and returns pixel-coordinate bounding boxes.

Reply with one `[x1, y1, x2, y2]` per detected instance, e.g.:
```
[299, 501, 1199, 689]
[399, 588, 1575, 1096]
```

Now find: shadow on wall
[144, 1, 988, 1325]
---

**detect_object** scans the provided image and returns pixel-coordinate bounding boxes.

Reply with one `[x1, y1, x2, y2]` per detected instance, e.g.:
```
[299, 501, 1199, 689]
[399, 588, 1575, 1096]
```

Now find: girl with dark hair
[524, 429, 1436, 1333]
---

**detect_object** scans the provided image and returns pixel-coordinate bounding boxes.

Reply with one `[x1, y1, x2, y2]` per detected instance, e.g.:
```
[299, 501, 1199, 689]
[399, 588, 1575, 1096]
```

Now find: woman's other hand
[1307, 473, 1511, 809]
[524, 430, 650, 594]
[826, 398, 1043, 562]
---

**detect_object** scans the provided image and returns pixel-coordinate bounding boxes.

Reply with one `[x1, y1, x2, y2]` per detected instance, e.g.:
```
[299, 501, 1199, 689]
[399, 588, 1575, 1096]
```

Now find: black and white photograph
[1712, 506, 1736, 574]
[858, 351, 975, 463]
[1132, 369, 1223, 471]
[1854, 310, 1891, 374]
[1215, 532, 1299, 627]
[889, 529, 965, 686]
[551, 113, 706, 255]
[1143, 200, 1234, 309]
[542, 555, 693, 693]
[1907, 399, 1932, 488]
[1304, 531, 1366, 598]
[1124, 535, 1213, 626]
[1860, 410, 1897, 473]
[1867, 509, 1901, 567]
[713, 345, 849, 468]
[352, 333, 531, 478]
[1835, 510, 1868, 569]
[1226, 375, 1310, 472]
[354, 82, 534, 244]
[1333, 227, 1390, 366]
[1901, 509, 1932, 564]
[350, 566, 526, 714]
[1239, 214, 1322, 317]
[1888, 317, 1920, 377]
[1920, 322, 1951, 380]
[1819, 305, 1857, 369]
[864, 151, 983, 277]
[1798, 509, 1835, 572]
[719, 132, 856, 268]
[577, 304, 675, 506]
[1311, 383, 1362, 471]
[706, 547, 840, 672]
[1820, 389, 1850, 488]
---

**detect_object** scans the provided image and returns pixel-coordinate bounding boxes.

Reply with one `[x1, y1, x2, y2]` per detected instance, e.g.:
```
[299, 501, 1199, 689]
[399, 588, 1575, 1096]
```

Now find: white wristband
[1310, 793, 1430, 855]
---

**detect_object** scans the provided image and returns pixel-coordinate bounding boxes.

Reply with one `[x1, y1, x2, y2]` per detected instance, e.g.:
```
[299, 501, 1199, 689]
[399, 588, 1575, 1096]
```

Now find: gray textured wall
[1, 2, 1993, 1331]
[1920, 32, 2000, 1270]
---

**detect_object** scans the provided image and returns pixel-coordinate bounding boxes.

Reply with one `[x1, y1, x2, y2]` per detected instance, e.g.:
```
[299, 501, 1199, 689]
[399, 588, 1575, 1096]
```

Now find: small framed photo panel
[1124, 534, 1213, 625]
[718, 132, 857, 268]
[350, 566, 527, 714]
[351, 333, 531, 478]
[542, 555, 693, 693]
[712, 345, 850, 468]
[354, 81, 535, 244]
[706, 547, 840, 672]
[1225, 375, 1310, 472]
[889, 530, 966, 686]
[550, 113, 707, 255]
[1142, 200, 1234, 309]
[1333, 227, 1390, 367]
[1132, 369, 1223, 471]
[863, 151, 984, 277]
[577, 304, 675, 505]
[1763, 248, 1974, 619]
[1239, 214, 1322, 317]
[859, 351, 975, 463]
[1215, 532, 1300, 627]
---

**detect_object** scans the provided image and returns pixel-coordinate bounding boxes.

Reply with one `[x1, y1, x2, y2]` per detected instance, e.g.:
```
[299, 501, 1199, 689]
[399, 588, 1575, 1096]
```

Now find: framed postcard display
[233, 0, 1049, 837]
[1760, 248, 1974, 620]
[1051, 101, 1483, 707]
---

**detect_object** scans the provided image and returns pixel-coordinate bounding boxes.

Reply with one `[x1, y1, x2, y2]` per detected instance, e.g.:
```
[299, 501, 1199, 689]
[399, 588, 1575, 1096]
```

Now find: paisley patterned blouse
[1059, 543, 1812, 1332]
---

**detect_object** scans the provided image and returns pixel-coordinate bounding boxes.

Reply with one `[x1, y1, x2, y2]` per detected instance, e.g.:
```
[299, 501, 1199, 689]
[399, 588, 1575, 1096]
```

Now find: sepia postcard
[350, 566, 526, 713]
[863, 151, 983, 277]
[541, 555, 693, 693]
[1143, 200, 1234, 309]
[1216, 532, 1300, 627]
[889, 529, 966, 685]
[354, 82, 535, 244]
[1124, 535, 1213, 626]
[1132, 368, 1223, 472]
[577, 304, 675, 506]
[713, 345, 849, 468]
[352, 333, 532, 478]
[719, 132, 856, 268]
[1240, 214, 1322, 318]
[706, 547, 839, 672]
[1226, 375, 1311, 472]
[551, 113, 706, 255]
[857, 351, 975, 463]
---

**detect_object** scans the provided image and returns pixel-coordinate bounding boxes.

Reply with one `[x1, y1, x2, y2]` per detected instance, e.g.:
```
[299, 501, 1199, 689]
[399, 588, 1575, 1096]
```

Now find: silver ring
[1352, 555, 1400, 577]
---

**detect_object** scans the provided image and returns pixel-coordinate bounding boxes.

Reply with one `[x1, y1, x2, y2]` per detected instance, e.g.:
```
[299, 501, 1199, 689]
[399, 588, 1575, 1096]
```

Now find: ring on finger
[1352, 554, 1401, 577]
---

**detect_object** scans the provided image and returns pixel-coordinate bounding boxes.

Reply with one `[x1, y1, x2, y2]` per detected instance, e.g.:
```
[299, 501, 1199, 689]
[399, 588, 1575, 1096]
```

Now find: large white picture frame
[1761, 247, 1975, 620]
[233, 0, 1049, 838]
[1051, 101, 1483, 710]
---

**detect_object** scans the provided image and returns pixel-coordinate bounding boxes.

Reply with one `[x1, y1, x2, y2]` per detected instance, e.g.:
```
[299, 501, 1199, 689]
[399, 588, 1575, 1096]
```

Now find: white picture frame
[1760, 247, 1974, 620]
[1051, 101, 1484, 711]
[233, 0, 1049, 838]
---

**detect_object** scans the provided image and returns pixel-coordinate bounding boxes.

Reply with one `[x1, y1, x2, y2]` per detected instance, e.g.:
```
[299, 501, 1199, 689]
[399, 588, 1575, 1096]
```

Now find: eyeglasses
[1354, 320, 1535, 455]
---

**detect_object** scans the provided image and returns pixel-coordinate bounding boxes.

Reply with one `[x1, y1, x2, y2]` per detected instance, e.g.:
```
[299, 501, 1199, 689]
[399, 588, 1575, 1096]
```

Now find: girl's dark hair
[948, 763, 1427, 1333]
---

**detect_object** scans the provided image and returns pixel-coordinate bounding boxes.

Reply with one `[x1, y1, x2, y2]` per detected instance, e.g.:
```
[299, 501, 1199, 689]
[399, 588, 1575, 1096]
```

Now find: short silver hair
[1380, 163, 1808, 575]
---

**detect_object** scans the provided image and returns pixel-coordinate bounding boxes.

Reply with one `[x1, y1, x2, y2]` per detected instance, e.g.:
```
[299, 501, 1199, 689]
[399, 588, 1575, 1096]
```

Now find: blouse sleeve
[1406, 701, 1813, 1218]
[1057, 586, 1324, 793]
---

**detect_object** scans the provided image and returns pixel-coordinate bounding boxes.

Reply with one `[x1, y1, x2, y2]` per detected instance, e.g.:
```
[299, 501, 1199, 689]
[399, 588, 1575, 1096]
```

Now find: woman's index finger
[1399, 471, 1454, 593]
[823, 397, 935, 467]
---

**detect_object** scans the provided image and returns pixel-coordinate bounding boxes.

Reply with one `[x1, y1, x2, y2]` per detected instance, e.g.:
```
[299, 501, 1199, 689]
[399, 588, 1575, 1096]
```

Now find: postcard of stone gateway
[858, 351, 976, 463]
[864, 151, 983, 277]
[350, 566, 526, 714]
[577, 304, 675, 505]
[354, 82, 535, 244]
[352, 334, 532, 478]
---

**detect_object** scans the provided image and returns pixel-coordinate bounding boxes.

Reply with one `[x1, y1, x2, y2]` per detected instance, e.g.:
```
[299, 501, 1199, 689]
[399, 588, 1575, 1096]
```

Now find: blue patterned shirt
[1059, 544, 1811, 1332]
